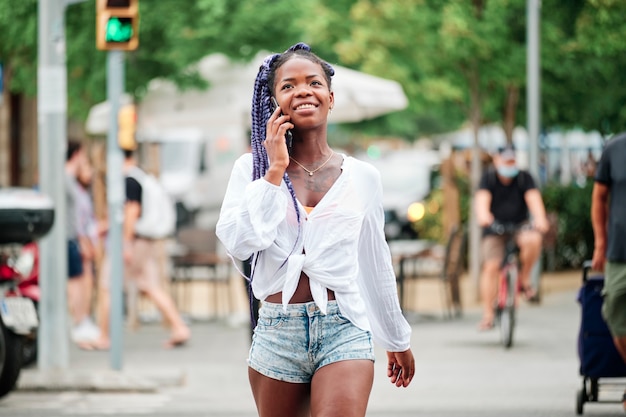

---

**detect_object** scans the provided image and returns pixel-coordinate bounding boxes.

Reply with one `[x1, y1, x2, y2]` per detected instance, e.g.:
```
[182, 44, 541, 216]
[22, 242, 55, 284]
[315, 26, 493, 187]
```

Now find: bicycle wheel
[499, 265, 517, 348]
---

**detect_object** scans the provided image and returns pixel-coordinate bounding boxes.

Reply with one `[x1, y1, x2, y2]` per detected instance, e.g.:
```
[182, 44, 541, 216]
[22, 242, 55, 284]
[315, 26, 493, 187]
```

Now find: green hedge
[541, 180, 594, 270]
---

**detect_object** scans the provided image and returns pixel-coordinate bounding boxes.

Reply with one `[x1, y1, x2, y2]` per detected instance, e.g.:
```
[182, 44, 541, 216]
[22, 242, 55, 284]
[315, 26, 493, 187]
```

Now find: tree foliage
[0, 0, 38, 95]
[541, 0, 626, 135]
[0, 0, 311, 121]
[0, 0, 624, 138]
[306, 0, 626, 139]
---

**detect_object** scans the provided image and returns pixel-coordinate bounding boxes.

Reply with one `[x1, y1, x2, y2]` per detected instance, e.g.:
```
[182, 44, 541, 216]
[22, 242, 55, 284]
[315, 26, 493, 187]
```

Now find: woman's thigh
[249, 367, 311, 417]
[310, 359, 374, 417]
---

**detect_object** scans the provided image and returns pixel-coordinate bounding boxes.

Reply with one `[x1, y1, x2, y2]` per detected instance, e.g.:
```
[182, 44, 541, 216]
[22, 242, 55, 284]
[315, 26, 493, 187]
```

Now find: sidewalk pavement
[17, 268, 583, 394]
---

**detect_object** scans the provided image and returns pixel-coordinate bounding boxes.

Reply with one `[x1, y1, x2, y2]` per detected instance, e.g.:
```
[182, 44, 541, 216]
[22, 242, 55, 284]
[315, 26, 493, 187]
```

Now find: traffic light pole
[37, 0, 69, 371]
[527, 0, 540, 183]
[527, 0, 542, 299]
[106, 50, 125, 371]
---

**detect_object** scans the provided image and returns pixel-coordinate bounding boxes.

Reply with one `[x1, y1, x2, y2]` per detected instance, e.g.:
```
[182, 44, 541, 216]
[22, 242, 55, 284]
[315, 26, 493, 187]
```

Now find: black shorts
[68, 239, 83, 279]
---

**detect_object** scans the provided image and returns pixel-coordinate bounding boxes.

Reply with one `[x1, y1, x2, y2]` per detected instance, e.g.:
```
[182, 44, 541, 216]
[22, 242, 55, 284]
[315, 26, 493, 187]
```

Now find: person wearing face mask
[474, 144, 549, 330]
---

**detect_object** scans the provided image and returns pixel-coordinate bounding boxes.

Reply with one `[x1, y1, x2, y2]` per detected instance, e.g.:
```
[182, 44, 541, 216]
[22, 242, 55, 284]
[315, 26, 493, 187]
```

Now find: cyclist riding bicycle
[474, 145, 549, 331]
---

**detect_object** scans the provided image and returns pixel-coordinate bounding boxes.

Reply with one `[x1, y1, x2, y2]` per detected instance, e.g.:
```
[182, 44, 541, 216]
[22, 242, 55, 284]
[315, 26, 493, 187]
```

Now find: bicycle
[487, 221, 529, 349]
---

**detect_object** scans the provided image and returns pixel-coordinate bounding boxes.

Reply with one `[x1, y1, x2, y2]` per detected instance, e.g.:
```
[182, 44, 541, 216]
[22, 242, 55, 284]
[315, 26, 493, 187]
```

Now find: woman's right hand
[263, 107, 293, 185]
[386, 349, 415, 388]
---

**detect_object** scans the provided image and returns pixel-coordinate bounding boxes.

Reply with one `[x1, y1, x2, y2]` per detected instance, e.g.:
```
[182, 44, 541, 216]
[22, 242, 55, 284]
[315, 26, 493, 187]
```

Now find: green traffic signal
[105, 17, 133, 43]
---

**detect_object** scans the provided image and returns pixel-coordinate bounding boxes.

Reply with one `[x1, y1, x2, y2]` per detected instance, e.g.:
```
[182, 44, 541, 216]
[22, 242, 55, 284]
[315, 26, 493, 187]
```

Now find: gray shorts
[603, 262, 626, 337]
[248, 300, 375, 383]
[481, 227, 541, 263]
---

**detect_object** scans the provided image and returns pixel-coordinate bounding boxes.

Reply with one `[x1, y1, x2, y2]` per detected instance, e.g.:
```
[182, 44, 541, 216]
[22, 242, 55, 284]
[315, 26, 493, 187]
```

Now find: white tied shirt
[216, 153, 411, 352]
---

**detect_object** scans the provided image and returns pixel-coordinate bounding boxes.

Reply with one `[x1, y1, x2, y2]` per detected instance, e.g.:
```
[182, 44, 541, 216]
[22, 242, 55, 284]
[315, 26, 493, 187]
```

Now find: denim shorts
[248, 300, 375, 383]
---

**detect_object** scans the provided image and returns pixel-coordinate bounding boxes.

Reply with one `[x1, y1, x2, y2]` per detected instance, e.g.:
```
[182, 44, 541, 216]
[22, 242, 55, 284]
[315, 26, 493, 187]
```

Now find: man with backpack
[82, 149, 190, 350]
[474, 144, 549, 330]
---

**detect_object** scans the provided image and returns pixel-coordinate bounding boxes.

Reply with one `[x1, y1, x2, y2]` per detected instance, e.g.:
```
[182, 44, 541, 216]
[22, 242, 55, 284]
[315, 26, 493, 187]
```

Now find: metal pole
[527, 0, 541, 181]
[527, 0, 542, 297]
[37, 0, 69, 370]
[106, 50, 125, 370]
[469, 136, 482, 297]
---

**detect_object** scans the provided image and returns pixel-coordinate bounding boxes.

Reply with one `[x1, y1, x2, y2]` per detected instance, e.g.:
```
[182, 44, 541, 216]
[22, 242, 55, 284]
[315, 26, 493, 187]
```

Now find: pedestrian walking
[74, 154, 106, 342]
[216, 43, 414, 417]
[81, 149, 190, 350]
[66, 140, 100, 344]
[591, 131, 626, 410]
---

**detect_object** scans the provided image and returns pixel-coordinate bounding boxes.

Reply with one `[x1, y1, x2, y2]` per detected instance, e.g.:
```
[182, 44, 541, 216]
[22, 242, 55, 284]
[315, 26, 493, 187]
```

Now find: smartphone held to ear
[270, 97, 293, 147]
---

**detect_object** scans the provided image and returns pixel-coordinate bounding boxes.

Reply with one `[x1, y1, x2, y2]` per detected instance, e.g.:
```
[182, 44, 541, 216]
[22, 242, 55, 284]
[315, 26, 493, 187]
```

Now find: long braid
[250, 48, 307, 247]
[247, 43, 335, 324]
[250, 53, 276, 181]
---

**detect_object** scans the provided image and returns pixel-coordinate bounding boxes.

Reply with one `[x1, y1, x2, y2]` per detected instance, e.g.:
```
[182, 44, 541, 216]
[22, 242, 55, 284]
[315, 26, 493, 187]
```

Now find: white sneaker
[71, 317, 101, 343]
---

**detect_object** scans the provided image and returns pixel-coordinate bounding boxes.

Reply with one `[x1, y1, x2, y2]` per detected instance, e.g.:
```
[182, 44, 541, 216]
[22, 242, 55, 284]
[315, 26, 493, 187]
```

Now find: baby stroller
[576, 261, 626, 414]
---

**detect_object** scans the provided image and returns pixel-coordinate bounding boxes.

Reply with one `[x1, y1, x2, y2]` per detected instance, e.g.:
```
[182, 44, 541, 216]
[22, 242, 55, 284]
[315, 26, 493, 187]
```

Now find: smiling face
[272, 57, 334, 130]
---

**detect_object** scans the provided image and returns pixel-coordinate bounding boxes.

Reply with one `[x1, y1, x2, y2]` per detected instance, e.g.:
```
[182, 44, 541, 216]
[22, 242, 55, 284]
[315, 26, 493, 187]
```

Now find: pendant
[308, 172, 313, 176]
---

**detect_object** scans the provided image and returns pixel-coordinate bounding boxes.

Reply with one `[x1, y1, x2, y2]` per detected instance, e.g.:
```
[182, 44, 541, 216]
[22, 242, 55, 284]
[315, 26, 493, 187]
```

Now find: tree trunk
[0, 66, 12, 186]
[441, 156, 461, 239]
[502, 84, 519, 144]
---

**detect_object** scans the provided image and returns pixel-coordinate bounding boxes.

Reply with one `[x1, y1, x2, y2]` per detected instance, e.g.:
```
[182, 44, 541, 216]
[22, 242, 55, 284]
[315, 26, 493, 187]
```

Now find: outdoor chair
[394, 224, 466, 319]
[170, 227, 234, 320]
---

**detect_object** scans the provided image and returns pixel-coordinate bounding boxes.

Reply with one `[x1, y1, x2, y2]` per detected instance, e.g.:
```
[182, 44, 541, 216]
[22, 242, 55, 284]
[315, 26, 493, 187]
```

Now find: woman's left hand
[386, 349, 415, 388]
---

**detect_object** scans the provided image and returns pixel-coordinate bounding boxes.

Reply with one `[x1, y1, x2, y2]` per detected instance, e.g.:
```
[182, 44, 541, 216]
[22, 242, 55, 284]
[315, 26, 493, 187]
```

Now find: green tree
[306, 0, 466, 139]
[306, 0, 538, 141]
[0, 0, 312, 122]
[2, 0, 624, 140]
[0, 0, 38, 96]
[541, 0, 626, 136]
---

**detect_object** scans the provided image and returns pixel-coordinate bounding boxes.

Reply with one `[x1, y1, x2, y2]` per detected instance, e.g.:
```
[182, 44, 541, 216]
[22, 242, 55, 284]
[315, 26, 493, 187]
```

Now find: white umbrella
[85, 52, 409, 135]
[329, 65, 408, 123]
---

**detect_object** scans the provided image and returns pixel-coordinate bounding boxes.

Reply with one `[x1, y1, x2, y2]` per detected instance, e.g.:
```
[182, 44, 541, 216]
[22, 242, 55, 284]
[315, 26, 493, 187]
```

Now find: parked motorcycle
[0, 188, 54, 398]
[13, 242, 40, 367]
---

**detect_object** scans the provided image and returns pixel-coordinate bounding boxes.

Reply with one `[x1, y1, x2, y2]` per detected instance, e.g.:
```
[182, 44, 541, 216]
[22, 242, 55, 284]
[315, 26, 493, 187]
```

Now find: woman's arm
[356, 178, 414, 387]
[216, 155, 289, 261]
[356, 180, 411, 352]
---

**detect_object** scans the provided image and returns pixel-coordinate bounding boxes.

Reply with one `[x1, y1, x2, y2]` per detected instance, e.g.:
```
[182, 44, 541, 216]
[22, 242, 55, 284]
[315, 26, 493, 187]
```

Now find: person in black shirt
[82, 150, 190, 350]
[474, 145, 549, 330]
[591, 132, 626, 382]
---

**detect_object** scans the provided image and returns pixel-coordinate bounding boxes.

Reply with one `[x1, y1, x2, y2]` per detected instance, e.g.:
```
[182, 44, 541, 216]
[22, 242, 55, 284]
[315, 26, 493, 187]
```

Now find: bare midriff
[265, 272, 335, 304]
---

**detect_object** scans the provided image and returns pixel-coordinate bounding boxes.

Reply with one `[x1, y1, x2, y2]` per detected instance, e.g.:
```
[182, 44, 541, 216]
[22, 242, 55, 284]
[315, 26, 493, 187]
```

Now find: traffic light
[118, 104, 137, 150]
[96, 0, 139, 51]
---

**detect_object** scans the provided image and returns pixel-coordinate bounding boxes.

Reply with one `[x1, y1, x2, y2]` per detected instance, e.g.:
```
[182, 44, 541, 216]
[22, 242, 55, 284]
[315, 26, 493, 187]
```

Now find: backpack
[127, 167, 176, 239]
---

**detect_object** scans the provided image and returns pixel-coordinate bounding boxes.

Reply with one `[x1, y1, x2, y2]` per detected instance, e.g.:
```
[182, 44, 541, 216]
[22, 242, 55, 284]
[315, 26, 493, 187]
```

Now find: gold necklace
[290, 152, 335, 176]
